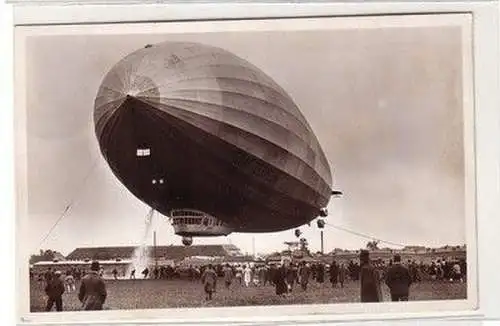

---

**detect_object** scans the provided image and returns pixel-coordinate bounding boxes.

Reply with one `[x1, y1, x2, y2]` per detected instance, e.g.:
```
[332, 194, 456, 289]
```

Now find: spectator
[385, 254, 412, 301]
[78, 261, 107, 310]
[338, 263, 347, 288]
[74, 268, 82, 281]
[258, 265, 267, 286]
[359, 250, 382, 302]
[235, 265, 243, 285]
[44, 268, 54, 284]
[142, 267, 149, 279]
[316, 263, 325, 283]
[330, 261, 339, 287]
[452, 262, 462, 282]
[268, 264, 277, 287]
[45, 271, 65, 312]
[298, 262, 311, 291]
[223, 263, 233, 289]
[243, 265, 252, 287]
[274, 261, 288, 296]
[286, 263, 297, 292]
[64, 271, 76, 293]
[201, 264, 217, 300]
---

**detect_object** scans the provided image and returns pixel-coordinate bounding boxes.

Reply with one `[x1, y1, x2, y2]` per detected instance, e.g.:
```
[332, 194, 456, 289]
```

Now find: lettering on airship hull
[93, 41, 334, 233]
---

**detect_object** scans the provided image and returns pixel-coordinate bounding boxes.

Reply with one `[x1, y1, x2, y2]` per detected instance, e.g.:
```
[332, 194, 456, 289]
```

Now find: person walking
[78, 261, 107, 310]
[223, 263, 233, 290]
[142, 267, 149, 279]
[201, 264, 218, 300]
[45, 271, 65, 312]
[385, 254, 412, 301]
[359, 250, 382, 302]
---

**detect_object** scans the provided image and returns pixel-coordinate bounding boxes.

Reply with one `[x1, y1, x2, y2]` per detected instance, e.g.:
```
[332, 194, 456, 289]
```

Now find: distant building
[65, 244, 244, 261]
[323, 245, 466, 264]
[30, 244, 252, 277]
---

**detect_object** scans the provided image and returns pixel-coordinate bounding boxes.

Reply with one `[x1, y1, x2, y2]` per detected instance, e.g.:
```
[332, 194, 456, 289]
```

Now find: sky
[23, 24, 468, 257]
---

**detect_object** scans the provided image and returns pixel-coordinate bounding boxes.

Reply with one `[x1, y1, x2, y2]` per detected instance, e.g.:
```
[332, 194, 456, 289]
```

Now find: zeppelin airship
[94, 41, 335, 243]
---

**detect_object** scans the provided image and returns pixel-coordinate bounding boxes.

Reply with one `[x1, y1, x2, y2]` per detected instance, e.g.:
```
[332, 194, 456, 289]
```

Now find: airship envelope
[94, 41, 333, 233]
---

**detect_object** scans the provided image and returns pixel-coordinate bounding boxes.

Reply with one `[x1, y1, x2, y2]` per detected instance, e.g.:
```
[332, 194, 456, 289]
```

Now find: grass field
[30, 279, 467, 312]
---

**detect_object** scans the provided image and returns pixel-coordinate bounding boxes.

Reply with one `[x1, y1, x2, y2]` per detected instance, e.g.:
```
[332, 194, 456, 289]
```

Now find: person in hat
[274, 260, 289, 296]
[44, 270, 65, 311]
[78, 261, 107, 310]
[385, 254, 412, 301]
[298, 261, 311, 291]
[329, 260, 339, 288]
[64, 270, 76, 293]
[201, 264, 217, 300]
[359, 250, 382, 302]
[338, 263, 347, 288]
[222, 263, 234, 290]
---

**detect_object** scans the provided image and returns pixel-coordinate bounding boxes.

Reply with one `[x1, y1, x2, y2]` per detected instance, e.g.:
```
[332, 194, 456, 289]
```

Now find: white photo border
[10, 2, 500, 325]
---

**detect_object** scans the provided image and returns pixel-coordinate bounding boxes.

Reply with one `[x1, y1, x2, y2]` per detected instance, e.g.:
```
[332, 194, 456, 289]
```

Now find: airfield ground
[30, 278, 467, 312]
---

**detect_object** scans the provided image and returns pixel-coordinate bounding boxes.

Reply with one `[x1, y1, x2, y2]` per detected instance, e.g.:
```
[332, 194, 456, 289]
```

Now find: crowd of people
[197, 253, 466, 302]
[40, 261, 107, 312]
[34, 253, 466, 311]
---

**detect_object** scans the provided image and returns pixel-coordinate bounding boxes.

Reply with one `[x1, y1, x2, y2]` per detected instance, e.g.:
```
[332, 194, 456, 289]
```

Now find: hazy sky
[24, 25, 467, 256]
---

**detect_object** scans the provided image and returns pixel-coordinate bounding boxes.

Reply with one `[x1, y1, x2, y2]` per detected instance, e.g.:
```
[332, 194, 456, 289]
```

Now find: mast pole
[154, 231, 158, 269]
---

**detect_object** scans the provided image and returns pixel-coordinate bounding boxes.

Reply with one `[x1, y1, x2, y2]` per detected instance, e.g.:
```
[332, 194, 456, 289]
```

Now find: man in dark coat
[274, 262, 288, 296]
[201, 264, 217, 300]
[338, 263, 347, 288]
[45, 271, 65, 311]
[222, 263, 234, 289]
[44, 268, 54, 284]
[78, 261, 107, 310]
[329, 261, 339, 287]
[359, 250, 382, 302]
[316, 263, 325, 283]
[385, 254, 412, 301]
[268, 264, 277, 286]
[298, 262, 311, 291]
[142, 267, 149, 279]
[286, 263, 297, 292]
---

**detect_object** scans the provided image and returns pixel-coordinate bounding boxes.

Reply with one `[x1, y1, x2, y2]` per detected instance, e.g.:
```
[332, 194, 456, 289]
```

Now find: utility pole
[252, 236, 256, 258]
[153, 231, 158, 269]
[318, 190, 343, 255]
[317, 219, 326, 254]
[321, 230, 324, 254]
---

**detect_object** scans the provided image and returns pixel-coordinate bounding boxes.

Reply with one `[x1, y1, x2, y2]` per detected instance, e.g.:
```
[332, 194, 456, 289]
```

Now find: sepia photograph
[14, 12, 477, 321]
